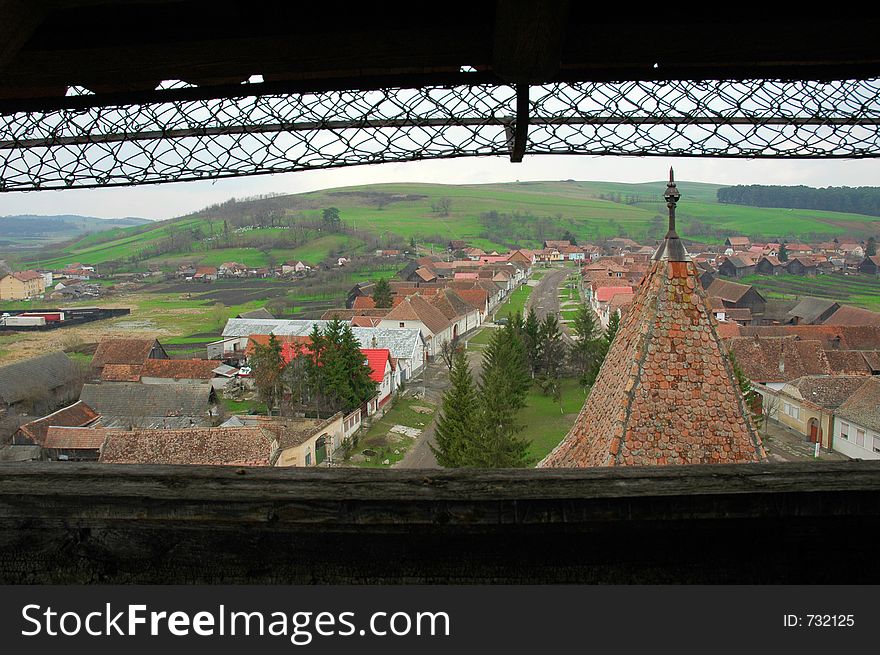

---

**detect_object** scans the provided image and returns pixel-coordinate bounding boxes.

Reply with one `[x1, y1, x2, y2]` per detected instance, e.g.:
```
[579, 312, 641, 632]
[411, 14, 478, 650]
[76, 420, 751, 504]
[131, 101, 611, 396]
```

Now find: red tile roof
[140, 358, 218, 379]
[16, 401, 100, 446]
[92, 338, 159, 368]
[362, 348, 392, 383]
[44, 426, 109, 450]
[726, 336, 832, 382]
[595, 286, 633, 302]
[11, 270, 43, 282]
[101, 364, 143, 381]
[540, 259, 765, 468]
[99, 427, 277, 466]
[824, 305, 880, 326]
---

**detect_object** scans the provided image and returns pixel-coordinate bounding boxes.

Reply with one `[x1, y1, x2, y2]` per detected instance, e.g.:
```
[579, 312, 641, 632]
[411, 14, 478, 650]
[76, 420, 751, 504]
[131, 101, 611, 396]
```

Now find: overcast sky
[2, 155, 879, 221]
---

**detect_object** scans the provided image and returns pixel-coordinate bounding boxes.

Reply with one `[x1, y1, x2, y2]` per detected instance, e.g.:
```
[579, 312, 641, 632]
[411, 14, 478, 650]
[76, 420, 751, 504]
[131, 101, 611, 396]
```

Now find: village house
[218, 261, 248, 277]
[91, 337, 168, 378]
[362, 348, 395, 412]
[759, 375, 869, 449]
[717, 254, 757, 279]
[12, 400, 100, 446]
[193, 266, 218, 281]
[0, 270, 46, 300]
[704, 278, 766, 319]
[725, 236, 751, 251]
[858, 255, 880, 276]
[785, 256, 818, 276]
[754, 255, 785, 276]
[785, 298, 841, 325]
[591, 285, 634, 328]
[379, 295, 454, 357]
[832, 378, 880, 460]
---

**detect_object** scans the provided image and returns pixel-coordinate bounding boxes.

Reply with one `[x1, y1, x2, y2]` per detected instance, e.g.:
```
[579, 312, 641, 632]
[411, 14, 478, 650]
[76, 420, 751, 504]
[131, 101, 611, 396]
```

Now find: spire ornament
[652, 167, 689, 262]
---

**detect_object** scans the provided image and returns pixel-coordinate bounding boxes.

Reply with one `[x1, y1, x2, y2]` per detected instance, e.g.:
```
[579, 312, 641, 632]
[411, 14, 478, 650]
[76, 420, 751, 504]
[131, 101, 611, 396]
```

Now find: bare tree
[438, 337, 461, 371]
[762, 393, 780, 435]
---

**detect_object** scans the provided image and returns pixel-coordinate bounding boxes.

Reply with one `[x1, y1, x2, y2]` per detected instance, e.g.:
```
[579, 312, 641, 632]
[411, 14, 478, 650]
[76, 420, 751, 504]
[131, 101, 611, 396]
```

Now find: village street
[396, 269, 570, 469]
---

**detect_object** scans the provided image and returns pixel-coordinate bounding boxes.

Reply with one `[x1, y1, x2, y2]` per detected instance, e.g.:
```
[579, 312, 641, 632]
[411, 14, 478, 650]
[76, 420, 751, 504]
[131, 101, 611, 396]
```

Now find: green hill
[15, 179, 880, 270]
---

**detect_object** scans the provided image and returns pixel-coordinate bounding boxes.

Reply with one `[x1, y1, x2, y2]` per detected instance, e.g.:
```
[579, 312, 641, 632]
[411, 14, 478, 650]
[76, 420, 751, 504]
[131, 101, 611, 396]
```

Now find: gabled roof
[595, 286, 633, 302]
[835, 378, 880, 433]
[79, 382, 213, 429]
[726, 336, 832, 382]
[9, 270, 44, 282]
[785, 375, 869, 409]
[99, 427, 277, 466]
[786, 297, 840, 324]
[384, 295, 450, 334]
[361, 348, 392, 383]
[92, 338, 160, 368]
[0, 352, 81, 405]
[824, 305, 880, 326]
[15, 401, 100, 446]
[824, 350, 872, 375]
[541, 258, 765, 468]
[454, 288, 489, 311]
[43, 426, 109, 450]
[705, 278, 758, 303]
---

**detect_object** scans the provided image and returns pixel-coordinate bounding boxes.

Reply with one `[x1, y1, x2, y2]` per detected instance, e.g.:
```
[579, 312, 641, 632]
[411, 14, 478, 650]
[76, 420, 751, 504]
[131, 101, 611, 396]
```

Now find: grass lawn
[465, 327, 496, 348]
[346, 396, 436, 468]
[520, 377, 587, 465]
[220, 397, 266, 415]
[495, 284, 533, 320]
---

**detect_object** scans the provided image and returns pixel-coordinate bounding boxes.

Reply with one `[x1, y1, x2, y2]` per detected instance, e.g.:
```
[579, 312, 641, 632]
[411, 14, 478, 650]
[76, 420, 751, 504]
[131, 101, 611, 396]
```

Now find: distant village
[2, 230, 880, 465]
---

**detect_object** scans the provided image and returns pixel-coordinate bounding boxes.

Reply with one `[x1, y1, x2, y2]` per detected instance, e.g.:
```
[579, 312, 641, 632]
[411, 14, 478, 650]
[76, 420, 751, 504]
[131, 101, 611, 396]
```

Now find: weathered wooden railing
[1, 461, 879, 583]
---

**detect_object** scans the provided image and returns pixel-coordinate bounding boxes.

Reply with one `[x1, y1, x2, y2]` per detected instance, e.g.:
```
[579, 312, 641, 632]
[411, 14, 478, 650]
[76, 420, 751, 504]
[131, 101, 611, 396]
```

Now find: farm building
[0, 352, 83, 416]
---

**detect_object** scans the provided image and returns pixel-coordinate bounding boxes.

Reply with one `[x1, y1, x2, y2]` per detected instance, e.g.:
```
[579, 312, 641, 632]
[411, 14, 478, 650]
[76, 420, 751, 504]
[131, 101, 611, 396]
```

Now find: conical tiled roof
[540, 170, 766, 468]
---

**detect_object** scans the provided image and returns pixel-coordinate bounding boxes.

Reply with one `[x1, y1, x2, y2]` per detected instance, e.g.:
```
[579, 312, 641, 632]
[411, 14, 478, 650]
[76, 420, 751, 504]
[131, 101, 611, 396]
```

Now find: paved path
[528, 267, 576, 344]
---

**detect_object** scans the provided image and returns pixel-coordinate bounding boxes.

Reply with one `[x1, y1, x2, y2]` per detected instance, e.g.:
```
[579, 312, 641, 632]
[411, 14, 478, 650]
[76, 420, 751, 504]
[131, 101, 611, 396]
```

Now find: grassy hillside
[14, 179, 880, 270]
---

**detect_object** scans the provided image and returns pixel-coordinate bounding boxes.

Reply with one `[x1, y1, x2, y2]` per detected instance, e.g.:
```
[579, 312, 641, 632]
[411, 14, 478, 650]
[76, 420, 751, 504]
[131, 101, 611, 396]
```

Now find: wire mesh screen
[2, 78, 879, 191]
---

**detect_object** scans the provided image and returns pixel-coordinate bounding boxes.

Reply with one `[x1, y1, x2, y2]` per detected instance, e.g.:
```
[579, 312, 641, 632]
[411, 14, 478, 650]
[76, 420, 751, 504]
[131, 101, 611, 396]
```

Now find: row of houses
[721, 324, 880, 460]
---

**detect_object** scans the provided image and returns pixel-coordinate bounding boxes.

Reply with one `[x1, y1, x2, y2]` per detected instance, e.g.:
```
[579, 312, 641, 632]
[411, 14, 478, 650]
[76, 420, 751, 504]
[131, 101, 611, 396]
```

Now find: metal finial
[664, 167, 680, 235]
[652, 167, 688, 262]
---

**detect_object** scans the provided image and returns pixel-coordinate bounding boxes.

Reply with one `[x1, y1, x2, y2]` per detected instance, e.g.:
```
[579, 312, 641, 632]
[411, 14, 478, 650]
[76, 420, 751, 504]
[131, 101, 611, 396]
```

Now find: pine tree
[373, 277, 393, 308]
[605, 311, 620, 344]
[778, 242, 789, 262]
[538, 313, 566, 380]
[472, 323, 530, 467]
[430, 350, 480, 467]
[523, 307, 542, 377]
[867, 237, 877, 257]
[569, 302, 605, 387]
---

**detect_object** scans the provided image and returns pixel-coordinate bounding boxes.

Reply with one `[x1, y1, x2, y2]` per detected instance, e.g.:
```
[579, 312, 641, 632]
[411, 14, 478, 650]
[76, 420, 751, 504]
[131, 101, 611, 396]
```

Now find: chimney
[371, 335, 378, 349]
[778, 352, 785, 374]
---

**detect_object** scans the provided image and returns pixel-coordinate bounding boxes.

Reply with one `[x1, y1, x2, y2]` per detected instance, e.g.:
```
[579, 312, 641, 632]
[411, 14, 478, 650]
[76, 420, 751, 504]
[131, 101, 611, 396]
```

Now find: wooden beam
[492, 0, 570, 84]
[1, 462, 880, 583]
[0, 0, 46, 73]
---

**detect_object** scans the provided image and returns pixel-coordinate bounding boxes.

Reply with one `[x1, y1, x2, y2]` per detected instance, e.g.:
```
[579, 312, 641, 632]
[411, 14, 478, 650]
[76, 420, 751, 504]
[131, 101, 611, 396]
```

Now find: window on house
[305, 452, 311, 466]
[873, 435, 880, 454]
[399, 322, 405, 327]
[840, 422, 849, 440]
[856, 429, 866, 448]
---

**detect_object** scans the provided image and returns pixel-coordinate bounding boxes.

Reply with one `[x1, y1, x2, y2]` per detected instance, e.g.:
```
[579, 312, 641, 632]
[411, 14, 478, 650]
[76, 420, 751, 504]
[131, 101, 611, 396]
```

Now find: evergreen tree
[373, 277, 393, 308]
[605, 311, 620, 344]
[430, 350, 480, 467]
[249, 334, 285, 414]
[322, 207, 342, 231]
[778, 242, 789, 262]
[867, 237, 877, 257]
[569, 302, 605, 387]
[538, 313, 566, 380]
[523, 307, 542, 377]
[473, 323, 531, 468]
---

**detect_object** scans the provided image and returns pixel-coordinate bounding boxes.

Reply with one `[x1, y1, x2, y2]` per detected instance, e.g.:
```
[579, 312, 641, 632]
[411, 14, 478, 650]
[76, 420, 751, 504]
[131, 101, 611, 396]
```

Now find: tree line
[248, 320, 378, 419]
[717, 184, 880, 217]
[432, 302, 618, 468]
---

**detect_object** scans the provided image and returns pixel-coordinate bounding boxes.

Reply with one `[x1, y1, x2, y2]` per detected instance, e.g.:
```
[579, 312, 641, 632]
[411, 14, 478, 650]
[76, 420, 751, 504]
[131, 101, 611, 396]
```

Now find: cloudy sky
[2, 155, 879, 221]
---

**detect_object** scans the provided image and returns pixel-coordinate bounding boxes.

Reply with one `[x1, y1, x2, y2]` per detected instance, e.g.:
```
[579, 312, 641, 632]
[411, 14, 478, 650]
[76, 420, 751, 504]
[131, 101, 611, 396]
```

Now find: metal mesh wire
[1, 78, 879, 191]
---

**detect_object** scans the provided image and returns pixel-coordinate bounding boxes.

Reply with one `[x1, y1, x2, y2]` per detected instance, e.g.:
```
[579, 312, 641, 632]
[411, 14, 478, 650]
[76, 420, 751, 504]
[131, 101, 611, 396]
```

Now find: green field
[740, 273, 880, 312]
[9, 179, 880, 272]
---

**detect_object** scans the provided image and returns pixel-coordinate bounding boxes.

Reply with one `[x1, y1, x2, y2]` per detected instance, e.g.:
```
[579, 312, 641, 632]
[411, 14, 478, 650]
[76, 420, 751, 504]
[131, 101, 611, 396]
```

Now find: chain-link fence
[2, 78, 879, 191]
